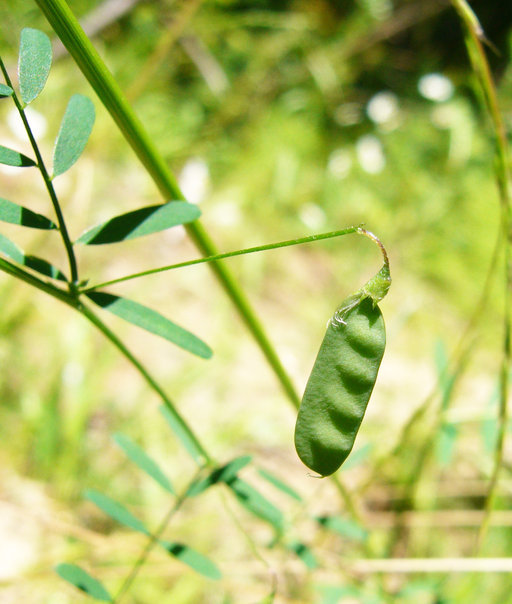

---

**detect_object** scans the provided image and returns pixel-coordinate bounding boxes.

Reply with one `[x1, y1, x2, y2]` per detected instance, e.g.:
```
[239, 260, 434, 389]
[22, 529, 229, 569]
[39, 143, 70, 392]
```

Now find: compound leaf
[77, 202, 200, 244]
[86, 292, 212, 359]
[55, 563, 111, 601]
[53, 94, 95, 177]
[18, 28, 52, 104]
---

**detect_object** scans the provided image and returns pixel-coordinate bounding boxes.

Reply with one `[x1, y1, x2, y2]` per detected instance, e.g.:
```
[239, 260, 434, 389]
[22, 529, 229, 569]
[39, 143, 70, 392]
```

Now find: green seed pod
[294, 297, 386, 477]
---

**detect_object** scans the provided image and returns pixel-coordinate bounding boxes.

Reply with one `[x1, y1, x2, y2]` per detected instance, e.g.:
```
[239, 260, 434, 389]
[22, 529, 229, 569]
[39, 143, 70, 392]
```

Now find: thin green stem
[83, 226, 361, 292]
[79, 303, 212, 466]
[112, 469, 203, 603]
[0, 56, 79, 284]
[33, 0, 300, 406]
[0, 256, 77, 307]
[451, 0, 512, 551]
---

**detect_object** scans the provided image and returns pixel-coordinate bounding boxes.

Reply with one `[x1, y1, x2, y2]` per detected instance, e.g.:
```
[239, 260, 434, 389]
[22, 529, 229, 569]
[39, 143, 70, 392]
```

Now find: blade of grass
[451, 0, 512, 552]
[33, 0, 300, 407]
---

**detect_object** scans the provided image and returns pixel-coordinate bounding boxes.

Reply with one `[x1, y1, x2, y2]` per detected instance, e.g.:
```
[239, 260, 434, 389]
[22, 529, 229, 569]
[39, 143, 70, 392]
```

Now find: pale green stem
[83, 226, 361, 292]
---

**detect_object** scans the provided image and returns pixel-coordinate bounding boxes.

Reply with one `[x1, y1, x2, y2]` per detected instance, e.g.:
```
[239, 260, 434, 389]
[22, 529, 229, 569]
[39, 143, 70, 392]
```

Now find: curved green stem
[79, 302, 212, 467]
[83, 226, 361, 292]
[0, 57, 79, 284]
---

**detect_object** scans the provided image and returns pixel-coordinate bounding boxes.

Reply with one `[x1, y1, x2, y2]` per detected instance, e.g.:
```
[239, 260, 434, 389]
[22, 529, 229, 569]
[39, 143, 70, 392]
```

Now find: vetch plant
[0, 25, 390, 601]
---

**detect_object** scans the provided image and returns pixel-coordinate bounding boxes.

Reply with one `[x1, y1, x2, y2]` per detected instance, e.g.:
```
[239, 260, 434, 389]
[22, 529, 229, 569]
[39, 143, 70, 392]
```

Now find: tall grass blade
[86, 292, 212, 359]
[77, 201, 200, 244]
[53, 94, 95, 176]
[18, 28, 52, 104]
[55, 563, 112, 601]
[113, 433, 175, 494]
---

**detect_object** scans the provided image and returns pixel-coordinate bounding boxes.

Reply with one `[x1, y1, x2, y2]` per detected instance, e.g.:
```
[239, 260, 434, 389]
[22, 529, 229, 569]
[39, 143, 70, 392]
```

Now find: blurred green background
[1, 0, 512, 602]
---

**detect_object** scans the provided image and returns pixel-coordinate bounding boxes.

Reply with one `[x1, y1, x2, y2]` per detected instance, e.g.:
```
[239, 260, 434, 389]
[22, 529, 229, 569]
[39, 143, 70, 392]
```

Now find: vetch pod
[294, 297, 386, 476]
[294, 228, 390, 477]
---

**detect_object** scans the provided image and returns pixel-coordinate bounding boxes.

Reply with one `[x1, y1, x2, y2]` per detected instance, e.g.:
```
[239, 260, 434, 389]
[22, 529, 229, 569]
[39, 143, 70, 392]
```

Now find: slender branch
[0, 57, 79, 284]
[0, 257, 77, 307]
[112, 469, 204, 603]
[79, 302, 212, 466]
[83, 226, 362, 292]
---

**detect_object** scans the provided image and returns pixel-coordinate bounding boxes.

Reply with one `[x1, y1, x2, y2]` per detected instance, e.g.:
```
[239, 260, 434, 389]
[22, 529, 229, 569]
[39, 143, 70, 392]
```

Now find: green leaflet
[0, 144, 35, 167]
[53, 94, 95, 177]
[84, 489, 149, 535]
[158, 540, 222, 580]
[0, 84, 14, 97]
[287, 541, 318, 569]
[0, 233, 66, 281]
[113, 433, 174, 494]
[257, 468, 303, 502]
[186, 456, 253, 497]
[18, 28, 52, 104]
[227, 477, 284, 532]
[77, 201, 201, 244]
[159, 405, 208, 466]
[0, 198, 57, 229]
[86, 292, 212, 359]
[55, 564, 111, 602]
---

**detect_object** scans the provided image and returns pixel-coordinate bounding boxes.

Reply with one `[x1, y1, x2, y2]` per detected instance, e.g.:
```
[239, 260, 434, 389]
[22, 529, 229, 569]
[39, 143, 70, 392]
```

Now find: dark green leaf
[159, 405, 207, 466]
[18, 28, 52, 104]
[0, 84, 13, 98]
[84, 489, 148, 535]
[257, 468, 302, 502]
[287, 540, 317, 569]
[316, 515, 368, 542]
[0, 198, 57, 229]
[0, 233, 66, 281]
[53, 94, 95, 177]
[87, 292, 212, 359]
[77, 202, 201, 244]
[0, 144, 35, 167]
[186, 456, 252, 497]
[55, 563, 111, 601]
[227, 477, 284, 532]
[113, 433, 174, 494]
[159, 540, 222, 580]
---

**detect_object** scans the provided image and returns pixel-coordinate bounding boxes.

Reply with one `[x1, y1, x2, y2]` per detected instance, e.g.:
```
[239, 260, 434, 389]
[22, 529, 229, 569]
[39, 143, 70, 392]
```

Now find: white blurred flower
[327, 148, 352, 179]
[178, 157, 209, 204]
[356, 135, 385, 174]
[418, 73, 454, 102]
[7, 106, 47, 141]
[367, 91, 399, 124]
[299, 203, 326, 229]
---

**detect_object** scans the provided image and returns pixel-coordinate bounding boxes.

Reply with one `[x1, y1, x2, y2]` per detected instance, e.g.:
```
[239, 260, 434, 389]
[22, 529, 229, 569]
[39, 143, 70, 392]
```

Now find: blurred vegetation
[0, 0, 512, 602]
